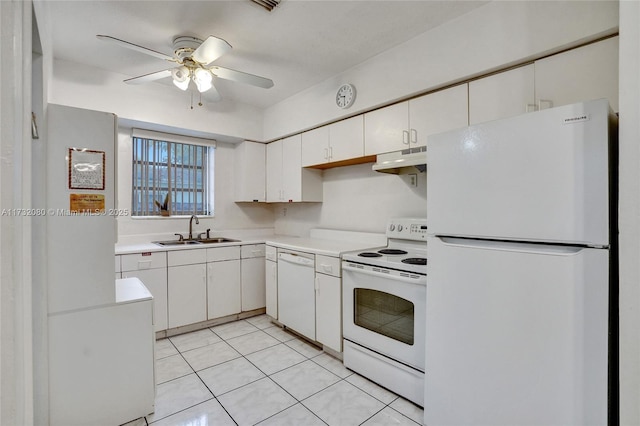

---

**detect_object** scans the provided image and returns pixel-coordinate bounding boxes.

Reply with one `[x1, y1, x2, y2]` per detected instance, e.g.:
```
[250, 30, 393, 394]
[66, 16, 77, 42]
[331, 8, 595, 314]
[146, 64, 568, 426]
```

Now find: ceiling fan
[96, 34, 274, 102]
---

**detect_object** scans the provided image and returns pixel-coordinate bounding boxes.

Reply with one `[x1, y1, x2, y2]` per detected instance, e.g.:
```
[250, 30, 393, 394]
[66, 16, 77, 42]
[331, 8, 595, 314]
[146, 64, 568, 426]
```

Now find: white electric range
[341, 217, 427, 407]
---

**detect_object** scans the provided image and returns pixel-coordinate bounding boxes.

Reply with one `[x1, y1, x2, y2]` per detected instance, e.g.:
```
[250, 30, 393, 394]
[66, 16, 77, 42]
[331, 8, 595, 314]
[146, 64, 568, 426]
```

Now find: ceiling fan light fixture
[193, 68, 213, 93]
[171, 66, 190, 90]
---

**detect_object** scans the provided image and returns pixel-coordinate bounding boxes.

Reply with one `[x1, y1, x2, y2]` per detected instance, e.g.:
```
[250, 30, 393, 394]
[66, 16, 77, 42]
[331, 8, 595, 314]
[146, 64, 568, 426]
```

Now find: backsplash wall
[273, 162, 427, 237]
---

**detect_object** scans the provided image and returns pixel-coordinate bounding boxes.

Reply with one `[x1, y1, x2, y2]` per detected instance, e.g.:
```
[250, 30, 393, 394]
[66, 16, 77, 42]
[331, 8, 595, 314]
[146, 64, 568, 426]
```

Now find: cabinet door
[469, 64, 535, 125]
[241, 256, 266, 311]
[315, 273, 342, 352]
[329, 115, 364, 162]
[364, 101, 410, 155]
[410, 84, 468, 147]
[168, 263, 207, 328]
[301, 126, 329, 167]
[266, 140, 283, 202]
[234, 141, 266, 202]
[207, 260, 241, 319]
[535, 37, 619, 112]
[282, 134, 302, 202]
[122, 268, 168, 332]
[265, 259, 278, 319]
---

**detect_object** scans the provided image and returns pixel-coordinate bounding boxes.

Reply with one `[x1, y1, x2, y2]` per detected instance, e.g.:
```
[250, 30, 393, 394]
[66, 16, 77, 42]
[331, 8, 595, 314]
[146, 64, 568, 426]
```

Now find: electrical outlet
[282, 207, 287, 217]
[409, 174, 418, 187]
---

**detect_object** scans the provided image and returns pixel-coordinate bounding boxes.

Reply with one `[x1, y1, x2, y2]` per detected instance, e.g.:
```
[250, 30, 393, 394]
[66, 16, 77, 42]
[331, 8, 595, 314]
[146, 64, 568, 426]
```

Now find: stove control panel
[387, 218, 427, 241]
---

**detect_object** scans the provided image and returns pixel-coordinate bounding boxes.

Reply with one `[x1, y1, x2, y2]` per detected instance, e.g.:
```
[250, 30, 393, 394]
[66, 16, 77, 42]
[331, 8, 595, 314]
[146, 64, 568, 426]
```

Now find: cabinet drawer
[168, 248, 207, 267]
[121, 251, 167, 272]
[315, 255, 341, 278]
[207, 246, 240, 262]
[265, 245, 277, 261]
[241, 244, 266, 259]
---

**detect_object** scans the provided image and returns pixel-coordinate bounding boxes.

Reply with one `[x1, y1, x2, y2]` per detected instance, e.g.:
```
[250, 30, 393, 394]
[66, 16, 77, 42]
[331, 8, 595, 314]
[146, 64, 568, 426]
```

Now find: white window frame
[131, 129, 215, 217]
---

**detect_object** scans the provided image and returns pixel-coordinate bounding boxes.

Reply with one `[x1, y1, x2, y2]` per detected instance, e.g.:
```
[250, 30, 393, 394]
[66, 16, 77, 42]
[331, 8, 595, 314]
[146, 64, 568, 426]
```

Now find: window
[131, 131, 214, 216]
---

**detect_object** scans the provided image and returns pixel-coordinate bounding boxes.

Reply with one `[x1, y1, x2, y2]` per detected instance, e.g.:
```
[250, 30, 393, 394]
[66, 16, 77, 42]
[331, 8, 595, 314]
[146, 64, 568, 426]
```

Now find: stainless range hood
[372, 146, 427, 174]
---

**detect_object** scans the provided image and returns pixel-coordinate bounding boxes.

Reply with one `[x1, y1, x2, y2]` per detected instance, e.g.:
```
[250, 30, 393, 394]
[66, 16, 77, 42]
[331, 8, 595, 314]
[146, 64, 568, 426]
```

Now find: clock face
[336, 84, 356, 109]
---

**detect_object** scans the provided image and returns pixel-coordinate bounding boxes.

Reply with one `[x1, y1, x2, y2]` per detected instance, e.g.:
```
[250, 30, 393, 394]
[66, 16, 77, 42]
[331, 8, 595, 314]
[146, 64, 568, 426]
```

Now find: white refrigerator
[46, 104, 155, 425]
[425, 99, 617, 425]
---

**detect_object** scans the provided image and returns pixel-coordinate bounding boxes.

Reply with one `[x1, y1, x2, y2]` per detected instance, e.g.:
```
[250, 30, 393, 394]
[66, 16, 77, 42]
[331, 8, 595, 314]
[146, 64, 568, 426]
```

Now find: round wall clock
[336, 83, 356, 109]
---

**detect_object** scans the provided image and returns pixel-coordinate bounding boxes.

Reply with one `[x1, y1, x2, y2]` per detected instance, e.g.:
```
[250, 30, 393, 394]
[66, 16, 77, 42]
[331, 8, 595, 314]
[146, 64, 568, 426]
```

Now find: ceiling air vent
[250, 0, 280, 12]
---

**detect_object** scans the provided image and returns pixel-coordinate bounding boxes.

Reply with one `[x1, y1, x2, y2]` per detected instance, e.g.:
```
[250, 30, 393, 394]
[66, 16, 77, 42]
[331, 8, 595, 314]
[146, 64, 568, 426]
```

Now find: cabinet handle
[402, 130, 410, 145]
[328, 146, 333, 160]
[410, 128, 417, 144]
[538, 99, 553, 110]
[324, 147, 328, 160]
[526, 103, 538, 113]
[314, 277, 319, 293]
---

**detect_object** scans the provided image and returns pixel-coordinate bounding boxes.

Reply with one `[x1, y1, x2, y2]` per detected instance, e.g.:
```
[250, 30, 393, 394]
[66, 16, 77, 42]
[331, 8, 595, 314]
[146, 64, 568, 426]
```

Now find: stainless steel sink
[153, 237, 239, 246]
[153, 240, 203, 246]
[198, 238, 239, 244]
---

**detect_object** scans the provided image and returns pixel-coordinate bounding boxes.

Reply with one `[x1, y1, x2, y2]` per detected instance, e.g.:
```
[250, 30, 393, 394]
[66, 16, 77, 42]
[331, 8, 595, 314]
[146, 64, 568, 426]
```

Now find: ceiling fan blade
[207, 83, 222, 102]
[209, 66, 274, 89]
[97, 35, 175, 62]
[192, 35, 232, 65]
[124, 69, 172, 85]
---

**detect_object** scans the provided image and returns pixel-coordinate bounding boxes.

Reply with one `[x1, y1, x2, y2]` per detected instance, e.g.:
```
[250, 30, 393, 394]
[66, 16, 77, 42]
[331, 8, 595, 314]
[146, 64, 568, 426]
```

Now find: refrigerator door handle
[437, 236, 587, 256]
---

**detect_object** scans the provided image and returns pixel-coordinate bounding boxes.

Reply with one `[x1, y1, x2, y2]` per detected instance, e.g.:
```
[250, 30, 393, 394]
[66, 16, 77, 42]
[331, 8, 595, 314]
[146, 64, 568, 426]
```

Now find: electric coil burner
[378, 248, 408, 255]
[358, 252, 382, 258]
[342, 217, 428, 407]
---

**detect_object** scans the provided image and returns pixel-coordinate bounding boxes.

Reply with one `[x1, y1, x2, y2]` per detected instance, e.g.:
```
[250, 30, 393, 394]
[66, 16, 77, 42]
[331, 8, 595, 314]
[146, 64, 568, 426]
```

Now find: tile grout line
[152, 316, 422, 425]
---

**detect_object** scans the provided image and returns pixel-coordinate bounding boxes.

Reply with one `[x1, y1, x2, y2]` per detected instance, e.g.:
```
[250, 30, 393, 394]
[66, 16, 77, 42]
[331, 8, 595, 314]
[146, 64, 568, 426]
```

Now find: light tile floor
[124, 314, 423, 426]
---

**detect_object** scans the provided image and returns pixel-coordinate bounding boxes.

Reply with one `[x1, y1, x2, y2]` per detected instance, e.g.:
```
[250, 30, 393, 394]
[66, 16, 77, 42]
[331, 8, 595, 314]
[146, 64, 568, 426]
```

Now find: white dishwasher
[277, 249, 316, 340]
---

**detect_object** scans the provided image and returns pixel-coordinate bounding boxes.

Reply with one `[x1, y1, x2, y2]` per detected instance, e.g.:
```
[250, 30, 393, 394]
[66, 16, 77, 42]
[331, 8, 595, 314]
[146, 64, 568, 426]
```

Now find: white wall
[618, 1, 640, 423]
[116, 129, 274, 242]
[263, 0, 619, 140]
[50, 59, 264, 143]
[273, 164, 426, 237]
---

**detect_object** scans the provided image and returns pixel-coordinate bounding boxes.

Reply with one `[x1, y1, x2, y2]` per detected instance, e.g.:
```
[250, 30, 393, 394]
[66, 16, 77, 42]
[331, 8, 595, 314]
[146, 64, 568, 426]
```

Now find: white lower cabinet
[121, 251, 168, 332]
[207, 246, 241, 319]
[123, 268, 168, 332]
[315, 255, 342, 352]
[241, 244, 266, 311]
[168, 250, 207, 329]
[265, 245, 278, 319]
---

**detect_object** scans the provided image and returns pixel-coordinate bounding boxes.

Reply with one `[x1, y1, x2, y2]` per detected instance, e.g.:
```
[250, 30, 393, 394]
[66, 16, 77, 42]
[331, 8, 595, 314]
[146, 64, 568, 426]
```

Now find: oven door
[342, 261, 426, 371]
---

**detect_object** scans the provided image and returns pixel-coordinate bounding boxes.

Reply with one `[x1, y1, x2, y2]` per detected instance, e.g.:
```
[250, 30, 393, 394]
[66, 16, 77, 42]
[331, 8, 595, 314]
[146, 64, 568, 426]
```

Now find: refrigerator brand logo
[562, 114, 590, 125]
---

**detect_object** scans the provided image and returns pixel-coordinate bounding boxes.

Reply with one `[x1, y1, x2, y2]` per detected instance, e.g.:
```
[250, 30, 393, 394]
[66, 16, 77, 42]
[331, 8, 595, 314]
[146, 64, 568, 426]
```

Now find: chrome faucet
[188, 215, 199, 240]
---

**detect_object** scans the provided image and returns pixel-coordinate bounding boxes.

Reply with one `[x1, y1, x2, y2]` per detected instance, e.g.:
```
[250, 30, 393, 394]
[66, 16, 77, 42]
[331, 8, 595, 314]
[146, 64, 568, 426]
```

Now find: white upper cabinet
[469, 64, 536, 125]
[301, 126, 329, 167]
[364, 84, 468, 155]
[329, 116, 365, 163]
[266, 135, 322, 202]
[301, 116, 365, 167]
[364, 102, 409, 155]
[534, 36, 618, 112]
[266, 140, 283, 202]
[409, 84, 469, 147]
[234, 141, 266, 202]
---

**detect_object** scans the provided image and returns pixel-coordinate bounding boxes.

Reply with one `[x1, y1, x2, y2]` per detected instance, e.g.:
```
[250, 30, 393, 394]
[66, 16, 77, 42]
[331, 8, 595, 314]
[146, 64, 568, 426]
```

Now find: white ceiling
[42, 0, 488, 109]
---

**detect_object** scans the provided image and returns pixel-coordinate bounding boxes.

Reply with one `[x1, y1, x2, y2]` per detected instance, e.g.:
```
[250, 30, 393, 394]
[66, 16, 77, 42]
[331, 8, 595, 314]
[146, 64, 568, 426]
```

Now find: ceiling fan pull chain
[199, 92, 203, 107]
[190, 91, 194, 110]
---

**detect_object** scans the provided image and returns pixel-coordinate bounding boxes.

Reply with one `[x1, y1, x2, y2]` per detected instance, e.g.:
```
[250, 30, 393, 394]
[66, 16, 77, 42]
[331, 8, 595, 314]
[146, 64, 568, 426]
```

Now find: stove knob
[389, 224, 395, 231]
[398, 225, 403, 232]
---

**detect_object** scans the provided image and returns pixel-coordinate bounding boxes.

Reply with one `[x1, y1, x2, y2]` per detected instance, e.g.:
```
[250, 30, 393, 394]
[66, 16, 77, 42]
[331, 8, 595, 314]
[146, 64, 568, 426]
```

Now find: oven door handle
[342, 263, 426, 284]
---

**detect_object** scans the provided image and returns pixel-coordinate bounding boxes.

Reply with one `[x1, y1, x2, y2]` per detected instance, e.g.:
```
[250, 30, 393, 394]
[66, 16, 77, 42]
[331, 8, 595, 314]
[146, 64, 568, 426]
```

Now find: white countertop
[115, 231, 271, 255]
[115, 229, 387, 258]
[267, 229, 387, 257]
[116, 277, 153, 303]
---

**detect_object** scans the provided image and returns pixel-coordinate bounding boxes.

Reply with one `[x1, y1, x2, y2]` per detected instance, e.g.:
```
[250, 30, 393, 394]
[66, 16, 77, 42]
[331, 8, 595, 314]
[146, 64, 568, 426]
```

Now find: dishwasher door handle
[278, 252, 314, 267]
